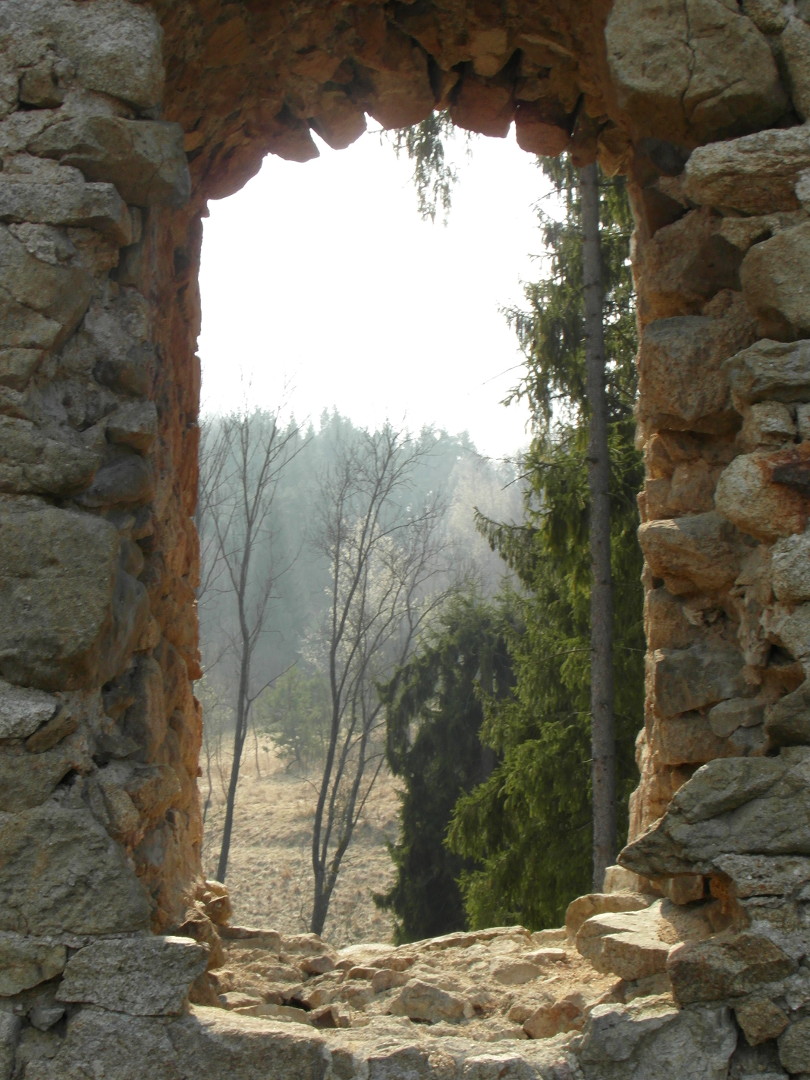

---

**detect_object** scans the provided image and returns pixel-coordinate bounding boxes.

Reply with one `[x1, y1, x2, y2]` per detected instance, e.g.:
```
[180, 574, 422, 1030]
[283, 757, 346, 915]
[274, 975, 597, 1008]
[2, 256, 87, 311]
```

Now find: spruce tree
[376, 593, 515, 943]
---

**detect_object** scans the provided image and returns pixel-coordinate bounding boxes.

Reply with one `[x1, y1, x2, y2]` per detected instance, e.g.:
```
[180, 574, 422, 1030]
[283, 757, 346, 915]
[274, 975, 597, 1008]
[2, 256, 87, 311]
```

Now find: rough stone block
[0, 224, 93, 350]
[58, 936, 208, 1016]
[713, 853, 810, 898]
[565, 893, 648, 941]
[768, 602, 810, 662]
[765, 680, 810, 746]
[0, 731, 93, 811]
[0, 415, 101, 496]
[47, 0, 165, 110]
[620, 752, 810, 877]
[655, 712, 736, 766]
[715, 451, 807, 541]
[577, 1000, 737, 1080]
[450, 73, 514, 137]
[605, 0, 786, 143]
[684, 127, 810, 215]
[0, 932, 66, 996]
[167, 1008, 330, 1080]
[652, 639, 747, 717]
[21, 1008, 182, 1080]
[778, 1016, 810, 1074]
[741, 221, 810, 340]
[0, 172, 132, 244]
[638, 513, 739, 595]
[637, 211, 746, 322]
[389, 979, 469, 1021]
[0, 497, 144, 690]
[781, 17, 810, 120]
[29, 116, 190, 208]
[667, 932, 796, 1005]
[728, 338, 810, 406]
[771, 530, 810, 603]
[739, 402, 796, 450]
[0, 805, 150, 935]
[639, 316, 736, 433]
[0, 1015, 19, 1080]
[0, 348, 44, 391]
[0, 679, 58, 740]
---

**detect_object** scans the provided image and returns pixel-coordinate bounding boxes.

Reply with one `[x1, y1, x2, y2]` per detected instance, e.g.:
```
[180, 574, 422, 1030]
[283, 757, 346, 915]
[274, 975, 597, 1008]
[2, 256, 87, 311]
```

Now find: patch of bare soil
[202, 746, 401, 946]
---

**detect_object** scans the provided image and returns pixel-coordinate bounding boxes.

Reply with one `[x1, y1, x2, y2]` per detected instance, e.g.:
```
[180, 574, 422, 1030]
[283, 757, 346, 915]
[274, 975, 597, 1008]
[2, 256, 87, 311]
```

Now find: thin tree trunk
[581, 161, 616, 890]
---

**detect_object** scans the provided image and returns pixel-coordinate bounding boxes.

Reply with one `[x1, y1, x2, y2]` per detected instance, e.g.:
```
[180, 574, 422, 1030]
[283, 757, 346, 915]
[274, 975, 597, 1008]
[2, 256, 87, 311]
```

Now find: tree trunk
[580, 162, 616, 890]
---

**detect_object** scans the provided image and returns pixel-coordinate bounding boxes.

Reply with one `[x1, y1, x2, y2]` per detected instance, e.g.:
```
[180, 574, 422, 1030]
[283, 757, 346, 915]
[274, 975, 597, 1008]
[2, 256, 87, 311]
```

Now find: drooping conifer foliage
[375, 593, 516, 943]
[447, 157, 644, 928]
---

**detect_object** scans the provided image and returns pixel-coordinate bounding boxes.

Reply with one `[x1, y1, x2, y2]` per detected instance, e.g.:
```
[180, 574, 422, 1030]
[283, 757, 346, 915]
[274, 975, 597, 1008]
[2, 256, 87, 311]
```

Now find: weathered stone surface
[58, 936, 208, 1015]
[739, 401, 796, 450]
[576, 898, 721, 983]
[0, 170, 131, 244]
[667, 932, 796, 1005]
[765, 680, 810, 746]
[514, 101, 571, 158]
[713, 853, 810, 898]
[29, 117, 190, 208]
[638, 317, 738, 433]
[0, 415, 101, 496]
[655, 711, 739, 766]
[771, 530, 810, 602]
[684, 127, 810, 215]
[638, 513, 739, 595]
[707, 698, 764, 739]
[637, 210, 745, 322]
[47, 0, 165, 111]
[715, 451, 807, 541]
[0, 679, 57, 740]
[0, 1014, 19, 1080]
[0, 348, 44, 390]
[620, 752, 810, 877]
[167, 1009, 330, 1080]
[0, 497, 146, 690]
[605, 0, 786, 143]
[741, 221, 810, 340]
[0, 932, 66, 996]
[22, 1008, 182, 1080]
[727, 338, 810, 408]
[767, 602, 810, 663]
[778, 1016, 810, 1074]
[0, 224, 92, 350]
[0, 804, 150, 935]
[576, 909, 671, 982]
[735, 995, 789, 1046]
[0, 731, 92, 811]
[651, 643, 747, 719]
[565, 893, 648, 941]
[389, 980, 470, 1021]
[781, 16, 810, 120]
[450, 74, 513, 138]
[576, 1000, 737, 1080]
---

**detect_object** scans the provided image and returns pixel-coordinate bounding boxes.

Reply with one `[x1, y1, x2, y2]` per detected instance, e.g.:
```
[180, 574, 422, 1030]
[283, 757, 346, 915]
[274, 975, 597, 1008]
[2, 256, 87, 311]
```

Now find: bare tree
[197, 408, 303, 882]
[308, 425, 456, 935]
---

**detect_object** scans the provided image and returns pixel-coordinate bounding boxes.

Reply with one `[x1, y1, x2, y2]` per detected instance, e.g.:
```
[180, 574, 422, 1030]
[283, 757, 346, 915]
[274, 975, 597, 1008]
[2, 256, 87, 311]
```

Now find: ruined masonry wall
[0, 0, 808, 1078]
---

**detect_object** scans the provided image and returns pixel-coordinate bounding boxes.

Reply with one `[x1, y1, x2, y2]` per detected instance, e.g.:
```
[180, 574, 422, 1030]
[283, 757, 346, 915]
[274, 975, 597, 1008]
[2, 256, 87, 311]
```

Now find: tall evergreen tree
[376, 593, 515, 943]
[447, 156, 644, 926]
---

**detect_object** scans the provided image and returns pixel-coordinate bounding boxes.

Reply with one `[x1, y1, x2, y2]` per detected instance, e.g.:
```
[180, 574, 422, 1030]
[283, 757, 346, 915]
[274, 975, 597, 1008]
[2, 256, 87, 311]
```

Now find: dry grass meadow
[201, 743, 401, 946]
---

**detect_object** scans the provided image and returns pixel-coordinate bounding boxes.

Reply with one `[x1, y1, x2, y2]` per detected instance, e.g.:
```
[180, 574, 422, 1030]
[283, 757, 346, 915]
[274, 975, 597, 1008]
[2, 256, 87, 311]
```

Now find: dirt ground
[201, 745, 401, 946]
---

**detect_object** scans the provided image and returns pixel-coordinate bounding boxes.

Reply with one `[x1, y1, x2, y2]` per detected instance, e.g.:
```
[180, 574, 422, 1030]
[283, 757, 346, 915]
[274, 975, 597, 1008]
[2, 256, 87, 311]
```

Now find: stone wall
[0, 0, 808, 1077]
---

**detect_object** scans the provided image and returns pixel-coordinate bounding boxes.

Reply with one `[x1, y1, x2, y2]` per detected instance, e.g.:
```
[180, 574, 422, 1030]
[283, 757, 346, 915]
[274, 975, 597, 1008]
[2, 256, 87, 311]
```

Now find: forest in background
[197, 135, 645, 942]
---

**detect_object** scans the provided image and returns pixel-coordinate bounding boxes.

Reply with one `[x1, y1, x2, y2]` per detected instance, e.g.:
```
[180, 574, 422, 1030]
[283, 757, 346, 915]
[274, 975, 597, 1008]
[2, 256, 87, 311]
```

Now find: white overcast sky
[198, 126, 551, 459]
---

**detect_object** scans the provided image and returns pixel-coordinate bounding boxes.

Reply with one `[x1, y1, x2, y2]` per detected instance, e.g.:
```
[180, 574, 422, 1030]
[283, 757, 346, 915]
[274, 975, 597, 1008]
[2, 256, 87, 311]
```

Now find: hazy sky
[198, 125, 551, 459]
